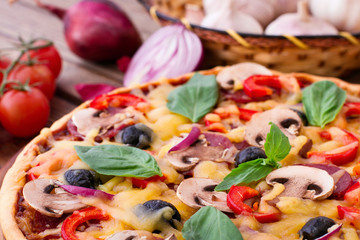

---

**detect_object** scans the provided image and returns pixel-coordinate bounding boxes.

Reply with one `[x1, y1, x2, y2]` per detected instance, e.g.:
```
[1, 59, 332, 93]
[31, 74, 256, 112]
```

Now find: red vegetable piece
[131, 175, 167, 189]
[308, 128, 359, 165]
[344, 102, 360, 117]
[253, 212, 281, 223]
[227, 185, 259, 215]
[344, 181, 360, 206]
[61, 207, 110, 240]
[117, 56, 131, 73]
[238, 108, 260, 121]
[319, 131, 332, 141]
[337, 205, 360, 228]
[226, 90, 271, 104]
[90, 93, 147, 111]
[27, 172, 39, 181]
[243, 75, 281, 98]
[75, 83, 116, 101]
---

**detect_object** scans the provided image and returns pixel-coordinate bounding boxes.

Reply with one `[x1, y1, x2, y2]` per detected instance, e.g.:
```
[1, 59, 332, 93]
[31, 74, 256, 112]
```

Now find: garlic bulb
[269, 0, 300, 17]
[234, 0, 276, 27]
[265, 1, 338, 35]
[201, 0, 263, 34]
[310, 0, 360, 33]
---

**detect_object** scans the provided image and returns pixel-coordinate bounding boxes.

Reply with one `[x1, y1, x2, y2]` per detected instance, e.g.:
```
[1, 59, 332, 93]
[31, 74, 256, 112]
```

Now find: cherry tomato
[0, 88, 50, 137]
[0, 56, 11, 82]
[8, 64, 56, 100]
[20, 40, 62, 78]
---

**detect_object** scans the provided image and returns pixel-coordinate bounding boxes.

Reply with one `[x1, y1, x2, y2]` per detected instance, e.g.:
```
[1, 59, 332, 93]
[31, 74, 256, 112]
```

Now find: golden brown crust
[0, 66, 359, 239]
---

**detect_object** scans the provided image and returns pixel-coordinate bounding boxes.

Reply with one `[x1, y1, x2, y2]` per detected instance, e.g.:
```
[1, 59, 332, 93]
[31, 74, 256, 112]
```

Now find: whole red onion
[36, 0, 142, 62]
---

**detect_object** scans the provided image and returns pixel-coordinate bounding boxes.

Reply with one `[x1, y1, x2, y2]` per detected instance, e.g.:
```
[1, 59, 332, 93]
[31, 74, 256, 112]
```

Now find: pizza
[1, 62, 360, 240]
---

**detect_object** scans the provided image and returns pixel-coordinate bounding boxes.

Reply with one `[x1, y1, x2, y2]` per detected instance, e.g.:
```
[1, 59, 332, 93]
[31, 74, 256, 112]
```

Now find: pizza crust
[0, 66, 359, 239]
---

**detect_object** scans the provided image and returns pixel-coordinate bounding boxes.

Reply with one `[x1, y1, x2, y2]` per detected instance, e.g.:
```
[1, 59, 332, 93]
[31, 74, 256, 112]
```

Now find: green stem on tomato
[0, 39, 53, 96]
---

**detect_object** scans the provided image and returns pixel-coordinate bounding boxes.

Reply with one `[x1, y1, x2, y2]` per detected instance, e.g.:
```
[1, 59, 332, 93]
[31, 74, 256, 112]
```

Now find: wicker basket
[139, 0, 360, 77]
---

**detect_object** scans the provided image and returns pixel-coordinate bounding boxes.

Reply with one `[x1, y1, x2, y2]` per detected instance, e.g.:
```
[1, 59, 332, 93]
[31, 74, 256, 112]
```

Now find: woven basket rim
[138, 0, 360, 40]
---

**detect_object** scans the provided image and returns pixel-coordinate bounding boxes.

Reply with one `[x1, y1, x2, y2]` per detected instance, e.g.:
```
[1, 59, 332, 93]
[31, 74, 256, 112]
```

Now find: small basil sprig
[182, 206, 243, 240]
[302, 81, 346, 128]
[215, 123, 290, 191]
[167, 73, 218, 122]
[75, 145, 162, 178]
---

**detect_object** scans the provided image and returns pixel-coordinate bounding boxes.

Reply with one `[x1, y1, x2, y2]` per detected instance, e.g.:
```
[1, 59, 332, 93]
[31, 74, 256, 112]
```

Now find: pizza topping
[90, 93, 150, 112]
[176, 178, 232, 212]
[245, 108, 302, 147]
[298, 216, 337, 240]
[216, 62, 272, 90]
[59, 184, 114, 200]
[115, 123, 154, 149]
[243, 75, 282, 98]
[75, 145, 163, 178]
[64, 169, 99, 189]
[344, 102, 360, 117]
[134, 200, 181, 231]
[302, 81, 346, 128]
[266, 165, 335, 200]
[167, 73, 219, 123]
[182, 206, 243, 240]
[168, 125, 201, 153]
[106, 230, 158, 240]
[23, 179, 87, 218]
[234, 146, 267, 167]
[166, 142, 236, 171]
[71, 107, 129, 136]
[61, 207, 110, 240]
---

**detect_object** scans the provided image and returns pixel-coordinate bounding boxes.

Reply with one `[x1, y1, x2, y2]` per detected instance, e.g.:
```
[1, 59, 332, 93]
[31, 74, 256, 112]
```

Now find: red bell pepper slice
[337, 205, 360, 228]
[227, 185, 280, 223]
[226, 90, 271, 104]
[238, 108, 260, 121]
[227, 185, 259, 214]
[308, 128, 359, 165]
[90, 93, 147, 111]
[61, 207, 110, 240]
[344, 102, 360, 117]
[344, 181, 360, 206]
[131, 174, 167, 189]
[243, 75, 282, 98]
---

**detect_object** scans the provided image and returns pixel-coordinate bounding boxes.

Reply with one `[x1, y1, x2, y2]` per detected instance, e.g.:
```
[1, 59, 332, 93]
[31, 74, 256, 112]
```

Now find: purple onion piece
[315, 224, 342, 240]
[75, 83, 117, 101]
[168, 126, 201, 153]
[203, 132, 233, 149]
[123, 24, 203, 87]
[60, 184, 114, 200]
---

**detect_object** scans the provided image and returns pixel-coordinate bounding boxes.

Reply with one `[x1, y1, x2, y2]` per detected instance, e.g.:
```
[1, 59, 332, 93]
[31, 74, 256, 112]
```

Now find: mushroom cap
[266, 165, 335, 200]
[23, 179, 87, 217]
[106, 230, 157, 240]
[245, 108, 303, 147]
[72, 108, 129, 136]
[166, 144, 237, 171]
[176, 178, 232, 212]
[216, 62, 272, 90]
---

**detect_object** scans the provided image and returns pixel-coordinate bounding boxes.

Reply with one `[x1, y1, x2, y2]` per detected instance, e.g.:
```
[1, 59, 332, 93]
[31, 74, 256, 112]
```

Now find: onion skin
[38, 0, 142, 62]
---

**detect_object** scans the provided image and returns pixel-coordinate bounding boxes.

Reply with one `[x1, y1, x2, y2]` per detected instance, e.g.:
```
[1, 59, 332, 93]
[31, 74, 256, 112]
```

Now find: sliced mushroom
[216, 62, 272, 90]
[72, 108, 130, 136]
[106, 230, 157, 240]
[176, 178, 232, 212]
[23, 179, 87, 217]
[265, 166, 335, 200]
[166, 143, 237, 171]
[245, 108, 303, 147]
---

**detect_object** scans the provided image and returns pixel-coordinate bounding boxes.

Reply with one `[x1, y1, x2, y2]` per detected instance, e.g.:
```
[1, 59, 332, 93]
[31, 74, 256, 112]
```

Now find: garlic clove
[201, 0, 263, 34]
[185, 4, 205, 25]
[234, 0, 276, 28]
[270, 0, 300, 17]
[265, 0, 338, 35]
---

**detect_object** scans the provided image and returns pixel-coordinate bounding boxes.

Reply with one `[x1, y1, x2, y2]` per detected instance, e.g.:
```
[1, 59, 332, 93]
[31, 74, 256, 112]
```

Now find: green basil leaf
[182, 206, 243, 240]
[302, 81, 346, 128]
[75, 145, 162, 178]
[264, 123, 291, 162]
[167, 73, 219, 122]
[215, 159, 273, 191]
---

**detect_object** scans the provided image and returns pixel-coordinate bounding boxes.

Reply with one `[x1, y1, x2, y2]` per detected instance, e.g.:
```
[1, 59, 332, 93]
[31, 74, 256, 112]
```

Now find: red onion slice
[123, 24, 203, 87]
[60, 185, 114, 200]
[203, 132, 233, 149]
[315, 224, 342, 240]
[168, 126, 201, 153]
[75, 83, 117, 101]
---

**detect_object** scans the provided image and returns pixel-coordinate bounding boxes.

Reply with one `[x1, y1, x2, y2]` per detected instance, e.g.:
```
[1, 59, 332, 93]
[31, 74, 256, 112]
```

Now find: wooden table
[0, 0, 360, 238]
